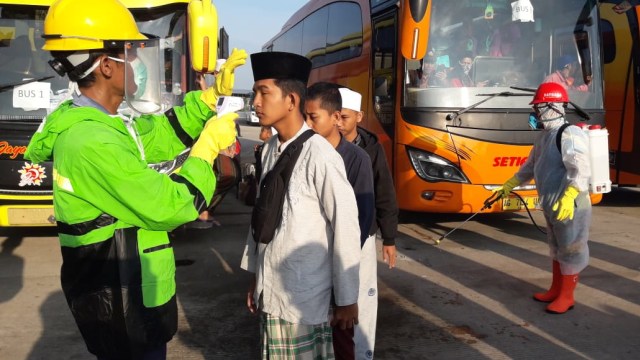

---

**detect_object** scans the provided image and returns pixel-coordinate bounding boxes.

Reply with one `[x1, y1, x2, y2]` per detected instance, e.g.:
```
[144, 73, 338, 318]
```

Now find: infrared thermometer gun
[215, 96, 244, 157]
[216, 96, 244, 116]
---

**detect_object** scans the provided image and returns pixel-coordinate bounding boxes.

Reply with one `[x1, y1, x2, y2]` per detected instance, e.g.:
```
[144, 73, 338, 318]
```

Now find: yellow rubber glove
[552, 185, 580, 221]
[199, 48, 247, 110]
[190, 113, 238, 164]
[493, 176, 521, 199]
[215, 48, 247, 96]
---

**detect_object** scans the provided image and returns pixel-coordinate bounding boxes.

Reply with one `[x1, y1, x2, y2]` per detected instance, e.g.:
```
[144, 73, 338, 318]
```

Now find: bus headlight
[407, 147, 469, 183]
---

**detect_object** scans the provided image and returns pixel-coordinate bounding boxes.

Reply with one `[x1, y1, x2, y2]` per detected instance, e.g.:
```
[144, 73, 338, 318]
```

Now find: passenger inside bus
[422, 8, 528, 88]
[408, 55, 448, 88]
[449, 51, 488, 87]
[544, 54, 589, 92]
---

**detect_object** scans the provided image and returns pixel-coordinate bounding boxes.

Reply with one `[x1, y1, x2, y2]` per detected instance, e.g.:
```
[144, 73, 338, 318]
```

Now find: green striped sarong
[261, 312, 334, 360]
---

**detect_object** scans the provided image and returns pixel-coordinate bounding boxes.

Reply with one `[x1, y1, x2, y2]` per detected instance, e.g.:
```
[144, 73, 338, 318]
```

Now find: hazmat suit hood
[25, 100, 129, 164]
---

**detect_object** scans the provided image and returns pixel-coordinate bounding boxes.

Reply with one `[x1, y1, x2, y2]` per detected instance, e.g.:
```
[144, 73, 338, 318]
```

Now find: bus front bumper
[396, 181, 540, 214]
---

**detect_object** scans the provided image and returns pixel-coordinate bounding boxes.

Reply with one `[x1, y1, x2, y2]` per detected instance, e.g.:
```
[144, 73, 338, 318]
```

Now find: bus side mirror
[574, 30, 592, 85]
[188, 0, 219, 73]
[400, 0, 430, 60]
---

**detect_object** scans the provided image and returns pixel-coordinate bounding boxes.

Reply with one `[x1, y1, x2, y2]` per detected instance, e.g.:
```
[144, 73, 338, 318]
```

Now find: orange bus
[599, 1, 640, 186]
[0, 0, 226, 226]
[263, 0, 605, 213]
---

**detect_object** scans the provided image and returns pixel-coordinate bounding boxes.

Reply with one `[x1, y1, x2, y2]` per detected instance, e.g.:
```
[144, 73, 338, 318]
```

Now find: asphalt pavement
[1, 123, 639, 359]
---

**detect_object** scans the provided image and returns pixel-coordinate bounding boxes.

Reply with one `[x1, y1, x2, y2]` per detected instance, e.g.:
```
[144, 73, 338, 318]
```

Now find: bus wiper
[446, 91, 530, 121]
[0, 76, 54, 93]
[510, 86, 591, 120]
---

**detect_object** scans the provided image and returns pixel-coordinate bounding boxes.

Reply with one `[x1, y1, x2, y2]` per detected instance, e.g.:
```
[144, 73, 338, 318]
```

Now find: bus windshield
[0, 5, 187, 121]
[403, 0, 603, 110]
[0, 5, 66, 121]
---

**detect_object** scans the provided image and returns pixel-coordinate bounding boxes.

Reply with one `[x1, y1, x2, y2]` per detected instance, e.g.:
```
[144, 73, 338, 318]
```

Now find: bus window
[302, 6, 328, 67]
[264, 2, 363, 68]
[0, 6, 69, 120]
[326, 2, 363, 64]
[404, 0, 603, 111]
[273, 22, 302, 55]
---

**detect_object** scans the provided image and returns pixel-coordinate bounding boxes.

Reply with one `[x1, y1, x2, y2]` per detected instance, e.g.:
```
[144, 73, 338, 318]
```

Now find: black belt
[57, 213, 116, 236]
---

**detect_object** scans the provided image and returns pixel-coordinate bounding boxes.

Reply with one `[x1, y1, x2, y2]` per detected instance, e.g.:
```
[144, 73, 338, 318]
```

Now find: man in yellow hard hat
[25, 0, 244, 358]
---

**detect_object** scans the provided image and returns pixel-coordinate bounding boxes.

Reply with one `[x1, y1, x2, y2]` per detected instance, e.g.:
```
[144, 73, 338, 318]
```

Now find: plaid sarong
[261, 312, 334, 360]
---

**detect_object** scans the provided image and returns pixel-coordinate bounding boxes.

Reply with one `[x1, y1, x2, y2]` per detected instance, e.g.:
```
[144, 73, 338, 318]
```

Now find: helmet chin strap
[77, 60, 101, 80]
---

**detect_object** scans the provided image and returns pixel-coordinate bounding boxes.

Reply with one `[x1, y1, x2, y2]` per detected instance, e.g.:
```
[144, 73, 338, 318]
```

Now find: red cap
[576, 122, 589, 129]
[589, 125, 602, 130]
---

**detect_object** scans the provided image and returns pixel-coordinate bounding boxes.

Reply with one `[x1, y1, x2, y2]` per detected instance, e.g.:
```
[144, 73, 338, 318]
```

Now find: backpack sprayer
[574, 123, 612, 194]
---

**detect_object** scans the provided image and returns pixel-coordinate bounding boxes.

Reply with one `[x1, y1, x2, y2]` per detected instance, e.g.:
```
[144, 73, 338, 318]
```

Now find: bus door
[371, 10, 398, 167]
[599, 1, 640, 185]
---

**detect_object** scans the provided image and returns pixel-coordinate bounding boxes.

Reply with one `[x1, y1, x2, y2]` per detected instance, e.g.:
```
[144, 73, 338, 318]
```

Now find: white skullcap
[339, 87, 362, 112]
[215, 59, 226, 72]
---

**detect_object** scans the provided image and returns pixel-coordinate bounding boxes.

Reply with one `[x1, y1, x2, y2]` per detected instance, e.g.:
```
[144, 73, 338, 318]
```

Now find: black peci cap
[250, 51, 312, 84]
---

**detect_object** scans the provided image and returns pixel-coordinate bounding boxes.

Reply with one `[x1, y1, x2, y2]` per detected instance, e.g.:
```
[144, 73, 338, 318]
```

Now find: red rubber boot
[533, 260, 561, 303]
[546, 274, 579, 314]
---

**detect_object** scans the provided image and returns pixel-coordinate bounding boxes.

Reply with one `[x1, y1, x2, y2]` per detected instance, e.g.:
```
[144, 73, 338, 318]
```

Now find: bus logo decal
[18, 162, 47, 187]
[0, 141, 27, 159]
[493, 156, 528, 167]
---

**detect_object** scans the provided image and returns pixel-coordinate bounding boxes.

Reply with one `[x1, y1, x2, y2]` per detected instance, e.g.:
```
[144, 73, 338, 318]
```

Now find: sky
[215, 0, 310, 91]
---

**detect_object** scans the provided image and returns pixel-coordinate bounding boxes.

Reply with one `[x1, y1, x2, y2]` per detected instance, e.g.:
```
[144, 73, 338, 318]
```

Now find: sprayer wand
[434, 192, 503, 245]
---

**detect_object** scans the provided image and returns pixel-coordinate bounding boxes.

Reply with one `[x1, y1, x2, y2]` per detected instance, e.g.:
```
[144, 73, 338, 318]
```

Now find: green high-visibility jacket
[25, 91, 216, 358]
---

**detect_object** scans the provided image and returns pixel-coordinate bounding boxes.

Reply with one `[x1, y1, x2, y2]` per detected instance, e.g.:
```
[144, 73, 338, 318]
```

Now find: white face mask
[123, 39, 162, 115]
[129, 57, 148, 97]
[461, 63, 472, 74]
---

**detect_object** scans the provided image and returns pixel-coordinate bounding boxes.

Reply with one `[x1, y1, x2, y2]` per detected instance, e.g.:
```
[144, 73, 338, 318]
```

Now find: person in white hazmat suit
[494, 82, 591, 314]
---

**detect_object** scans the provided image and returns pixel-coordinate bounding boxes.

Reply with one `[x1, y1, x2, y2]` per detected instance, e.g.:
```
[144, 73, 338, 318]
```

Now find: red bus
[263, 0, 605, 213]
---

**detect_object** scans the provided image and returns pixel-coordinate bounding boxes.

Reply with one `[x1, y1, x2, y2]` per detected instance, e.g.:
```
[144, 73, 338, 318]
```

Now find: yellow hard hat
[43, 0, 146, 51]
